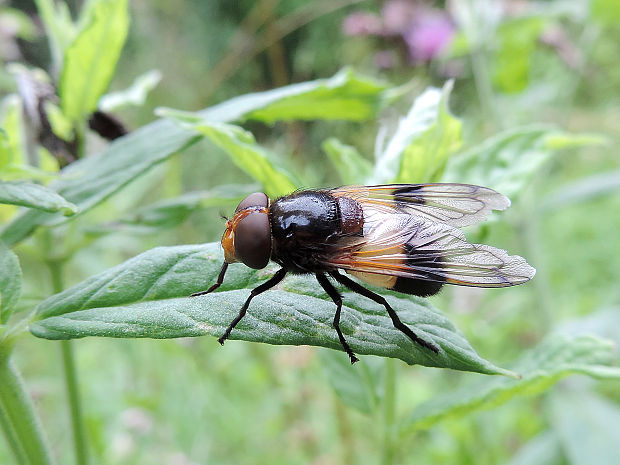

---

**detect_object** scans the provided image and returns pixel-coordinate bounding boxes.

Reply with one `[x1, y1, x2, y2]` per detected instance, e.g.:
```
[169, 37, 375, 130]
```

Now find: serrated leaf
[99, 69, 162, 112]
[1, 70, 390, 246]
[373, 81, 462, 183]
[160, 112, 300, 198]
[442, 126, 602, 200]
[60, 0, 129, 122]
[0, 240, 22, 324]
[0, 181, 77, 215]
[551, 390, 620, 465]
[30, 243, 513, 376]
[322, 138, 373, 185]
[400, 333, 620, 434]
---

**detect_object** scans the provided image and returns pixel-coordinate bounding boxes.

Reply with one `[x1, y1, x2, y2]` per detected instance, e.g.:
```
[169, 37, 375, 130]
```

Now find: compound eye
[235, 192, 269, 213]
[234, 210, 271, 269]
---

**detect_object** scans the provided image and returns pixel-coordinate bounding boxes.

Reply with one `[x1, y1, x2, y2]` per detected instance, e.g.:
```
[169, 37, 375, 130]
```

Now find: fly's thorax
[270, 191, 340, 242]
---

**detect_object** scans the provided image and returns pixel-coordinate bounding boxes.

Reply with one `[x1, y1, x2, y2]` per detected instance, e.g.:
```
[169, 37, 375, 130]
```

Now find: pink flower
[403, 13, 455, 62]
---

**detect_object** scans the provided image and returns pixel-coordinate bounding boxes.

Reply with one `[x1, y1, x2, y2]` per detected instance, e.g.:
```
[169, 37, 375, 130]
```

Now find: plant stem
[60, 341, 88, 465]
[382, 358, 397, 465]
[0, 352, 53, 465]
[47, 259, 89, 465]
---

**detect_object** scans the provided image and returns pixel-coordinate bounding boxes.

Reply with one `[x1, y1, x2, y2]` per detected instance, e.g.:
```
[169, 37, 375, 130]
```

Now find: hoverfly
[191, 184, 535, 364]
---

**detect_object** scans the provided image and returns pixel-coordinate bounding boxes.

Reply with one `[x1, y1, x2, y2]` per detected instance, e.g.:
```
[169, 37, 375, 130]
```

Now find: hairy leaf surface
[30, 243, 514, 376]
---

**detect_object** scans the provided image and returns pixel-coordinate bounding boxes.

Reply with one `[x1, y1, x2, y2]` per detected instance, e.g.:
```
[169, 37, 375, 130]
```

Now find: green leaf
[60, 0, 129, 122]
[0, 241, 22, 324]
[0, 181, 77, 215]
[400, 333, 620, 434]
[30, 243, 513, 376]
[541, 170, 620, 211]
[373, 81, 462, 183]
[322, 138, 373, 185]
[320, 349, 384, 414]
[591, 0, 620, 25]
[492, 17, 545, 93]
[506, 432, 564, 465]
[34, 0, 76, 72]
[91, 184, 257, 233]
[0, 118, 202, 246]
[160, 111, 300, 198]
[98, 69, 162, 112]
[442, 126, 602, 200]
[42, 101, 73, 140]
[241, 68, 389, 123]
[1, 70, 389, 246]
[157, 69, 390, 125]
[0, 94, 25, 170]
[552, 390, 620, 465]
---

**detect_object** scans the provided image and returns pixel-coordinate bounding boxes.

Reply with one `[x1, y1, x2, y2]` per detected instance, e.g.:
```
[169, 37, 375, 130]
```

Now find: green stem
[60, 341, 88, 465]
[0, 353, 53, 465]
[382, 358, 397, 465]
[470, 46, 502, 132]
[47, 259, 89, 465]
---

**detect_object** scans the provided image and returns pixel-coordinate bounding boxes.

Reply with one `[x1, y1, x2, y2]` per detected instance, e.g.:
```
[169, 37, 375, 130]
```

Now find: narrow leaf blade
[60, 0, 129, 122]
[442, 126, 604, 200]
[160, 114, 300, 198]
[0, 181, 77, 215]
[0, 240, 22, 323]
[241, 68, 389, 123]
[401, 333, 620, 433]
[91, 184, 257, 234]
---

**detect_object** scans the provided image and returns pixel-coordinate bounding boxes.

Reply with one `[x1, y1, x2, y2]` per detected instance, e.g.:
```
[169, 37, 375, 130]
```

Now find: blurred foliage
[1, 0, 620, 464]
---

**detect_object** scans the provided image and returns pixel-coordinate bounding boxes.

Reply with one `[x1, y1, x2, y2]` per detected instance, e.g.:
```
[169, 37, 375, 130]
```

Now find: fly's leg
[316, 273, 359, 364]
[218, 268, 287, 345]
[329, 270, 439, 354]
[190, 262, 229, 297]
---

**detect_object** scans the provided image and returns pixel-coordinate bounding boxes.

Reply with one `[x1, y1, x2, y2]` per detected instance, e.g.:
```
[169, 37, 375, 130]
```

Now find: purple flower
[403, 13, 455, 62]
[342, 1, 457, 65]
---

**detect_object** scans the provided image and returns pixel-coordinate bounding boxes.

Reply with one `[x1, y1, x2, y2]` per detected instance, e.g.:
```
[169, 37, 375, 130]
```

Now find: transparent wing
[325, 213, 535, 288]
[329, 183, 510, 228]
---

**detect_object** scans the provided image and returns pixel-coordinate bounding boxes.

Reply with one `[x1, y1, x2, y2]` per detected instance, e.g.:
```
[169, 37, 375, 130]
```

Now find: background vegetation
[1, 0, 619, 464]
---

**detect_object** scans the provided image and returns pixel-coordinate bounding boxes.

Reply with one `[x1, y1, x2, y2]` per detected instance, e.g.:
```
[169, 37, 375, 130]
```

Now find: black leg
[218, 268, 287, 345]
[315, 273, 359, 364]
[190, 262, 229, 297]
[329, 271, 439, 354]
